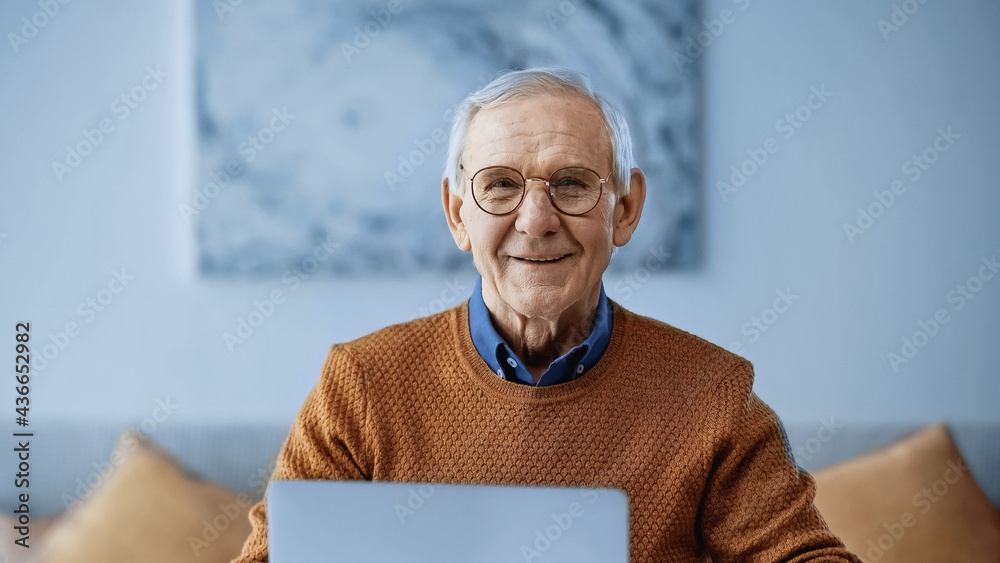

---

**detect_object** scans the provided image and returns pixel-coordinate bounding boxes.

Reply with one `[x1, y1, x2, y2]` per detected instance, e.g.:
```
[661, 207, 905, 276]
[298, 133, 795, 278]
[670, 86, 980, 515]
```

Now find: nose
[513, 179, 561, 238]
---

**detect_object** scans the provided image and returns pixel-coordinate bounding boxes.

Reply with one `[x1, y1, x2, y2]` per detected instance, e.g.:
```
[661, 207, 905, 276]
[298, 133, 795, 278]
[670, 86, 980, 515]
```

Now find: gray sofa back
[6, 422, 997, 517]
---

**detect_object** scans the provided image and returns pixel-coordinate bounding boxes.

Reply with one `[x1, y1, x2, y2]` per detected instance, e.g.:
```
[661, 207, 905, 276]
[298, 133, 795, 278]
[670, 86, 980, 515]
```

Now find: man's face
[443, 94, 644, 321]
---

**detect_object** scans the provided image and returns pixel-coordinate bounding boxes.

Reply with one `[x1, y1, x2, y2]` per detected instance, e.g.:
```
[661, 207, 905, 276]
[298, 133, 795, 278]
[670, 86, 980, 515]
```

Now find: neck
[481, 281, 602, 378]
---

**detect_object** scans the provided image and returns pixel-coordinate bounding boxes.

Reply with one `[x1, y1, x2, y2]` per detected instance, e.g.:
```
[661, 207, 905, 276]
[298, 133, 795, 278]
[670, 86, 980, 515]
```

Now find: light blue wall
[0, 0, 997, 430]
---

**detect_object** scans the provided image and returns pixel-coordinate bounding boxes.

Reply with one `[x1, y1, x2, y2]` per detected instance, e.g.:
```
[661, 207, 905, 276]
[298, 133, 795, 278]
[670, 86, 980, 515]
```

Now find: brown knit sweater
[233, 300, 859, 562]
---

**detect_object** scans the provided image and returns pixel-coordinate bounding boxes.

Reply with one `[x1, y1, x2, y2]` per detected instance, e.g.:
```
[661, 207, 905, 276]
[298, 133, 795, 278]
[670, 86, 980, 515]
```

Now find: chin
[505, 286, 574, 318]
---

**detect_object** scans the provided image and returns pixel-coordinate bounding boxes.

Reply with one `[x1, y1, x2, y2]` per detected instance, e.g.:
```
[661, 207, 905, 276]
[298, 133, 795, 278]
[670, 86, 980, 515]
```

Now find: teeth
[522, 256, 562, 262]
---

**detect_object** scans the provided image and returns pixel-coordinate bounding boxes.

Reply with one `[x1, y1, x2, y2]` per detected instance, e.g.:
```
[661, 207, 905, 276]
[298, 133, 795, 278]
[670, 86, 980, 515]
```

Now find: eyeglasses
[460, 164, 609, 216]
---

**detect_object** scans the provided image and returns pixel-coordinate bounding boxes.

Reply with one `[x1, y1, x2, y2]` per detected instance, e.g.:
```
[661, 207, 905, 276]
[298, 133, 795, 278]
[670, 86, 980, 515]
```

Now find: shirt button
[576, 364, 585, 374]
[506, 358, 518, 368]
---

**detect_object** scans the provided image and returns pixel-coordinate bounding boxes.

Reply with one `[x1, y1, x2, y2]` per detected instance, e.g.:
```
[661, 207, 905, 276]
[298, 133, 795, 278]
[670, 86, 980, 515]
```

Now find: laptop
[268, 480, 629, 562]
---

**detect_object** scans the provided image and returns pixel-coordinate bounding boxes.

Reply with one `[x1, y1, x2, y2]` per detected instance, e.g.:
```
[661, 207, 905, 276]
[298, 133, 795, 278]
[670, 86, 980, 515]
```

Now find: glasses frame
[460, 164, 609, 217]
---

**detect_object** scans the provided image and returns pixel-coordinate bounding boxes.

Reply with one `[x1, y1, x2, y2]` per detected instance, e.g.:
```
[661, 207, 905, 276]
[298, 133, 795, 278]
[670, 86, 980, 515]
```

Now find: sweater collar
[468, 275, 613, 387]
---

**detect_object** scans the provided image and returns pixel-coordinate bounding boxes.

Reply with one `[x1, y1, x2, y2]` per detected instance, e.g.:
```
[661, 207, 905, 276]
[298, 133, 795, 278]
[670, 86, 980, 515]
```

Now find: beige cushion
[36, 430, 253, 563]
[0, 513, 56, 563]
[813, 422, 1000, 562]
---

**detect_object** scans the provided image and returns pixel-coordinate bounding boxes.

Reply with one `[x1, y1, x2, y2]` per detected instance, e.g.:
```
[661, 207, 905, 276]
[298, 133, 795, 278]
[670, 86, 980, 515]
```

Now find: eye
[551, 168, 600, 191]
[551, 172, 591, 191]
[490, 178, 519, 189]
[553, 176, 585, 188]
[477, 170, 523, 192]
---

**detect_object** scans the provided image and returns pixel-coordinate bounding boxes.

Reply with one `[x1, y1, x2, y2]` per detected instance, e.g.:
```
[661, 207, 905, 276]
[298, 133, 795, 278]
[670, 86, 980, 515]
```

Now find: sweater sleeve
[700, 363, 861, 562]
[231, 345, 372, 563]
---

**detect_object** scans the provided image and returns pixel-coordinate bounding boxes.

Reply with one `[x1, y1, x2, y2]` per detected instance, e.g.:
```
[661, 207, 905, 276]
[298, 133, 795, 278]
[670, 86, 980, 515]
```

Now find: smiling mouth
[512, 254, 570, 263]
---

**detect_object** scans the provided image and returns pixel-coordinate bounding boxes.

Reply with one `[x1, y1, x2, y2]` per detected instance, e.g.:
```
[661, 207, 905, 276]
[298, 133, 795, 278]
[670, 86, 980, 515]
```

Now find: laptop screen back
[267, 480, 629, 562]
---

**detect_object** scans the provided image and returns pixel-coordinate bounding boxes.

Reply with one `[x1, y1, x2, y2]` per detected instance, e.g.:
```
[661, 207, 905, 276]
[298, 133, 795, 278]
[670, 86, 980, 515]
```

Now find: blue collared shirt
[468, 275, 613, 386]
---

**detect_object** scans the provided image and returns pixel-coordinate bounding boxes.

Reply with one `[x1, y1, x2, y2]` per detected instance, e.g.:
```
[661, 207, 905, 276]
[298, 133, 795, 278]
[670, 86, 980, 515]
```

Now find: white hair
[444, 67, 635, 198]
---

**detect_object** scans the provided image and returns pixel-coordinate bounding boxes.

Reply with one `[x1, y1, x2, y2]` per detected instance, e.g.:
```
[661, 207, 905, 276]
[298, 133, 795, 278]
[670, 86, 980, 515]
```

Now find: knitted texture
[233, 300, 860, 562]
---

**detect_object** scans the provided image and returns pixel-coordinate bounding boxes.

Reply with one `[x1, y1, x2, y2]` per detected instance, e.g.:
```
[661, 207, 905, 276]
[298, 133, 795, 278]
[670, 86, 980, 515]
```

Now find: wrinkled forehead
[463, 94, 613, 172]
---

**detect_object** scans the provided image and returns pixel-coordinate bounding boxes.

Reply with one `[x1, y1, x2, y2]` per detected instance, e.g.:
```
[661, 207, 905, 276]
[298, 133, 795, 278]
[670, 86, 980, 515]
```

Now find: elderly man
[234, 67, 859, 562]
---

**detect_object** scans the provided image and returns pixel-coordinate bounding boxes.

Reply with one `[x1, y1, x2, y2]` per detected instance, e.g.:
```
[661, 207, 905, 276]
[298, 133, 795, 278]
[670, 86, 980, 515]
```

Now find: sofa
[3, 420, 999, 561]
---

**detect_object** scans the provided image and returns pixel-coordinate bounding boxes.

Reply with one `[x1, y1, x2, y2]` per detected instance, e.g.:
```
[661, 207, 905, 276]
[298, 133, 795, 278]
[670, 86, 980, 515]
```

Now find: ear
[612, 167, 646, 247]
[442, 176, 472, 252]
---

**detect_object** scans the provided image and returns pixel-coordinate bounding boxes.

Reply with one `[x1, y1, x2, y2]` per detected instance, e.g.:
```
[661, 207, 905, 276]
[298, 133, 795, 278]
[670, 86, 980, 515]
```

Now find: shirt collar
[468, 275, 613, 386]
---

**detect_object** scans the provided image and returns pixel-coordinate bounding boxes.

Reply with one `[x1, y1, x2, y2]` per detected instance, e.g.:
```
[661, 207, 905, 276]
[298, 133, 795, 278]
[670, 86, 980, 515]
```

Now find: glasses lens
[472, 167, 524, 214]
[549, 168, 602, 214]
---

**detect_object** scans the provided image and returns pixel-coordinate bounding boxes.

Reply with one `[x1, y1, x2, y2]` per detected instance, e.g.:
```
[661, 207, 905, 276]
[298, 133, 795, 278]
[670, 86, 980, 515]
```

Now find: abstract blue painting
[194, 0, 701, 276]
